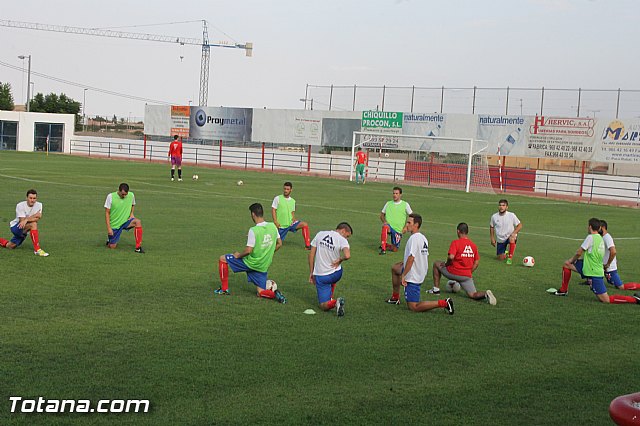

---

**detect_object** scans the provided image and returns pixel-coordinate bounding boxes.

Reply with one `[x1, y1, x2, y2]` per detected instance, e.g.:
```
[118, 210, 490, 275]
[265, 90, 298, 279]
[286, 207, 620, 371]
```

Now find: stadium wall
[69, 136, 639, 206]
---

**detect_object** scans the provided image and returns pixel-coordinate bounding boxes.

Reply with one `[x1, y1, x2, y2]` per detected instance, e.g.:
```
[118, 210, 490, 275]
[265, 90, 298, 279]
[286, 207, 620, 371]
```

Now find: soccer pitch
[1, 151, 638, 425]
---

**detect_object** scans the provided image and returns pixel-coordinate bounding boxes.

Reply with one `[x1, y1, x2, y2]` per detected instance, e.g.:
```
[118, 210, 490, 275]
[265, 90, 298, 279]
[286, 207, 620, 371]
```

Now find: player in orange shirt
[354, 147, 368, 184]
[168, 135, 184, 181]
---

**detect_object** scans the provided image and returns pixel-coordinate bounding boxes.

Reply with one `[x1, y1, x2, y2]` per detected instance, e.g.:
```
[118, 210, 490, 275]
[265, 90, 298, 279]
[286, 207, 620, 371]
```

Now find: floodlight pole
[18, 54, 31, 111]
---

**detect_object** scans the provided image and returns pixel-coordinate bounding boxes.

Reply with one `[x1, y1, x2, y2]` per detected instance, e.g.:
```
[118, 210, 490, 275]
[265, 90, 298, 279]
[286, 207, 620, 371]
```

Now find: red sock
[259, 289, 275, 299]
[30, 230, 41, 251]
[381, 225, 389, 249]
[392, 292, 399, 300]
[0, 238, 8, 247]
[302, 225, 310, 247]
[609, 294, 636, 304]
[134, 227, 143, 248]
[437, 300, 447, 308]
[218, 260, 229, 291]
[326, 299, 337, 309]
[622, 283, 640, 290]
[331, 284, 336, 299]
[560, 267, 571, 292]
[508, 242, 516, 258]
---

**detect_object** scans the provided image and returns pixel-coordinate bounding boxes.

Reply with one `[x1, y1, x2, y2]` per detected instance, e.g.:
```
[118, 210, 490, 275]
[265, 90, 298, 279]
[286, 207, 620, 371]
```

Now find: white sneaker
[485, 290, 497, 305]
[427, 287, 440, 295]
[34, 248, 49, 257]
[178, 178, 183, 182]
[171, 177, 175, 181]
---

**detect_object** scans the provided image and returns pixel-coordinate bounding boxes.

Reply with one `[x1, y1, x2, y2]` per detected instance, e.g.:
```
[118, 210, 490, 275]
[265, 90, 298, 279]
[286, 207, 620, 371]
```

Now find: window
[0, 120, 18, 150]
[34, 123, 64, 152]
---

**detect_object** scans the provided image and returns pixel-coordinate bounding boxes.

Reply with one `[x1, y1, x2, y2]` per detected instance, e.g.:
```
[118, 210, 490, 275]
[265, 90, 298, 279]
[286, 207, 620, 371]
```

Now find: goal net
[350, 131, 495, 193]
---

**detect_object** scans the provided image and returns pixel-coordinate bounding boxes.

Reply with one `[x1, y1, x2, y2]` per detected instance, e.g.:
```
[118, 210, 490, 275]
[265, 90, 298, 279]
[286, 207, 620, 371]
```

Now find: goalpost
[350, 131, 494, 193]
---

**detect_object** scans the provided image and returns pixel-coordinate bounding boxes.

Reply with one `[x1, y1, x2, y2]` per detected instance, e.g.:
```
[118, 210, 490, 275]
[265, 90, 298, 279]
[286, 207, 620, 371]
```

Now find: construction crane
[0, 19, 253, 107]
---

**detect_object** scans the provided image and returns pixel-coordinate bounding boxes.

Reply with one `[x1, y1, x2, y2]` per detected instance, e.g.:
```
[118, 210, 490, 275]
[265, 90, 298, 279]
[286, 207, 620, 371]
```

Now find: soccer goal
[350, 131, 495, 193]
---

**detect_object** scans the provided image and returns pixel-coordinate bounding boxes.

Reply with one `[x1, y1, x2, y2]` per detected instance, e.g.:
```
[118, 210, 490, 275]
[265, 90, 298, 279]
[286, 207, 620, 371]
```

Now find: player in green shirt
[216, 203, 287, 303]
[379, 186, 413, 255]
[554, 218, 640, 305]
[104, 183, 144, 253]
[271, 182, 311, 249]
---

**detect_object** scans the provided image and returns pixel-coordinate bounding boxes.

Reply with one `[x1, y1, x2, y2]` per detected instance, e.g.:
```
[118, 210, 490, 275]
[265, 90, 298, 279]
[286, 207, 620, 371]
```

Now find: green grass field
[1, 151, 639, 425]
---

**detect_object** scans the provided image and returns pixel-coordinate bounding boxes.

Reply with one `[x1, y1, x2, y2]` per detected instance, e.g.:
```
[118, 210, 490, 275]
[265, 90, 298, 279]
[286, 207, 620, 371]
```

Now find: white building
[0, 110, 75, 153]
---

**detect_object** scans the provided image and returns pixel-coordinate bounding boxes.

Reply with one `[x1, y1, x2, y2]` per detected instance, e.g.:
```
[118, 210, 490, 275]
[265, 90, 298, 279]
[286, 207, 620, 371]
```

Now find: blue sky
[2, 0, 638, 120]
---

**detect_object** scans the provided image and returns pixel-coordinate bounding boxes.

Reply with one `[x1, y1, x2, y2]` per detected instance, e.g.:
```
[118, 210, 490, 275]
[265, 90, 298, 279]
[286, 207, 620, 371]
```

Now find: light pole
[83, 89, 88, 132]
[519, 98, 523, 115]
[18, 55, 31, 111]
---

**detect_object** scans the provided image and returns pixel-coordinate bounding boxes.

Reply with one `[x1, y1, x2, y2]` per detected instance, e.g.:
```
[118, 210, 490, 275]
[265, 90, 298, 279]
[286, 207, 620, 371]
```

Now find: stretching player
[554, 218, 639, 305]
[271, 182, 311, 249]
[216, 203, 286, 303]
[0, 189, 49, 256]
[105, 183, 144, 253]
[308, 222, 352, 316]
[598, 220, 640, 290]
[168, 135, 183, 182]
[379, 186, 412, 255]
[489, 199, 522, 264]
[385, 214, 454, 314]
[429, 223, 497, 305]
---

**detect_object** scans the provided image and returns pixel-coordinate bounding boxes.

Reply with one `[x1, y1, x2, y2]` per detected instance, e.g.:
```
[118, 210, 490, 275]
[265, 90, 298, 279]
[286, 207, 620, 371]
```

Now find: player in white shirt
[308, 223, 352, 317]
[385, 213, 454, 314]
[598, 220, 640, 291]
[489, 199, 522, 265]
[0, 189, 49, 256]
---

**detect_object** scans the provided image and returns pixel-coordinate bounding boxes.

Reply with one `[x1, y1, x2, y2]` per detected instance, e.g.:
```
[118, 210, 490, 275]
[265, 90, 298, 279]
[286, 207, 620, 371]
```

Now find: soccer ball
[237, 180, 244, 186]
[192, 174, 199, 181]
[384, 153, 390, 158]
[523, 256, 535, 267]
[445, 280, 461, 293]
[266, 279, 277, 291]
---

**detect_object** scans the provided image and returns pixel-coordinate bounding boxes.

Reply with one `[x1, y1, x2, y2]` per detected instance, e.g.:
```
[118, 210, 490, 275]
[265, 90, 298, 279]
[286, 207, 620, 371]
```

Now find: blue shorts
[404, 282, 421, 303]
[384, 225, 403, 249]
[108, 218, 135, 245]
[496, 241, 508, 255]
[278, 220, 301, 241]
[225, 254, 268, 289]
[10, 223, 28, 246]
[586, 276, 607, 295]
[314, 269, 343, 304]
[605, 270, 623, 288]
[574, 259, 586, 279]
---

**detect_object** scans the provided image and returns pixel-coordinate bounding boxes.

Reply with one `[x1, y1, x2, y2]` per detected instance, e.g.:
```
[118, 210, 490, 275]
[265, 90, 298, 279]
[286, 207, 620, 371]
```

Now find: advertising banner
[189, 107, 252, 141]
[170, 106, 190, 138]
[525, 116, 596, 160]
[594, 118, 640, 163]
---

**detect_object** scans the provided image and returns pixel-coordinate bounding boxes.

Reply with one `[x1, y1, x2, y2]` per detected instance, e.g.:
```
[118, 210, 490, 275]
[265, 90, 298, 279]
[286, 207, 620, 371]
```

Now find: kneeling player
[554, 218, 639, 305]
[385, 214, 454, 314]
[216, 203, 286, 303]
[429, 223, 496, 305]
[308, 222, 352, 317]
[104, 183, 144, 253]
[0, 189, 49, 256]
[379, 186, 412, 255]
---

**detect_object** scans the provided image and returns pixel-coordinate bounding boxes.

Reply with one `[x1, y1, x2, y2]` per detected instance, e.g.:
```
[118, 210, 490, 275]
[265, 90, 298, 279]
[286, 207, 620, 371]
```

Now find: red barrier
[609, 392, 640, 425]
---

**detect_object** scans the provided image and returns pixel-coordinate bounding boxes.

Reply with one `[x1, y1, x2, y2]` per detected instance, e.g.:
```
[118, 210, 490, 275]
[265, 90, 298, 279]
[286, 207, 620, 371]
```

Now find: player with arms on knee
[0, 189, 49, 256]
[385, 214, 454, 314]
[489, 199, 522, 265]
[429, 222, 497, 305]
[379, 186, 412, 255]
[271, 181, 311, 249]
[555, 218, 640, 305]
[105, 183, 144, 253]
[216, 203, 286, 303]
[308, 222, 353, 316]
